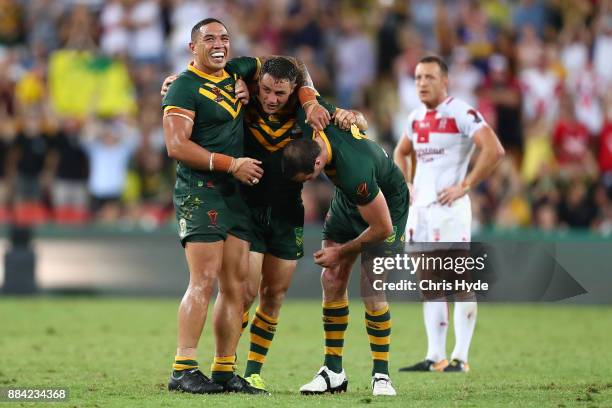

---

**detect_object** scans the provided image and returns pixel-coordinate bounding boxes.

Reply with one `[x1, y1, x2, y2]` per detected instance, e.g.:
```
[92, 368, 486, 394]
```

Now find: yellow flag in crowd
[49, 49, 137, 117]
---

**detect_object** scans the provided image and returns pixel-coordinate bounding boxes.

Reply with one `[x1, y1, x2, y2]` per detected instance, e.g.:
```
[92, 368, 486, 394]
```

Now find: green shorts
[322, 185, 409, 249]
[173, 178, 251, 247]
[249, 204, 304, 260]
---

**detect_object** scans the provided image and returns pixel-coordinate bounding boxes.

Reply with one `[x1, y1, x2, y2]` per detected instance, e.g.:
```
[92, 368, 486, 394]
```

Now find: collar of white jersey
[426, 96, 453, 113]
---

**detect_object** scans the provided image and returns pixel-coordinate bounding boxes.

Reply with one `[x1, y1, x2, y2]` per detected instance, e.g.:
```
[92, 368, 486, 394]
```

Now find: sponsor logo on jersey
[416, 147, 445, 162]
[224, 84, 234, 93]
[211, 87, 224, 102]
[207, 210, 218, 227]
[357, 182, 369, 199]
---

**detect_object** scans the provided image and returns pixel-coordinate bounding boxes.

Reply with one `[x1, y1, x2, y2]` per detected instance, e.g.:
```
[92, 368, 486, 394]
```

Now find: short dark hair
[282, 138, 321, 180]
[418, 55, 448, 76]
[191, 18, 226, 42]
[261, 57, 299, 84]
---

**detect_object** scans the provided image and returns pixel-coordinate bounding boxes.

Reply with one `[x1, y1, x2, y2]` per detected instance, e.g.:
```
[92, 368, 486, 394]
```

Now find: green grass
[1, 298, 611, 407]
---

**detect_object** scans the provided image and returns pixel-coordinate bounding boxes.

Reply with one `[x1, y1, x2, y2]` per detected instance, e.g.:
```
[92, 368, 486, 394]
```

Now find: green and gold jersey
[242, 96, 338, 206]
[162, 57, 260, 189]
[297, 108, 406, 208]
[243, 97, 303, 205]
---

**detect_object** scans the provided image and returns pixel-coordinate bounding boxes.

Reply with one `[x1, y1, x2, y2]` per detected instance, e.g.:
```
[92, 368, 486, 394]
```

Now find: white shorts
[406, 195, 472, 244]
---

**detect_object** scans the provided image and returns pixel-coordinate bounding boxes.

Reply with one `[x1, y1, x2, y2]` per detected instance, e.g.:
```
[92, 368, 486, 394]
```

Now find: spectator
[568, 60, 604, 136]
[0, 0, 25, 47]
[483, 54, 523, 159]
[513, 0, 547, 38]
[82, 117, 139, 223]
[9, 107, 51, 224]
[593, 13, 612, 88]
[552, 96, 597, 178]
[599, 95, 612, 193]
[167, 0, 210, 73]
[282, 0, 324, 52]
[558, 178, 597, 228]
[0, 113, 13, 221]
[48, 118, 89, 224]
[448, 46, 482, 107]
[533, 199, 559, 231]
[519, 46, 561, 124]
[333, 11, 375, 108]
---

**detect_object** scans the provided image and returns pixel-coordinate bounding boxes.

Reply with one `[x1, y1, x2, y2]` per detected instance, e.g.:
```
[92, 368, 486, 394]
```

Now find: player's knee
[363, 299, 388, 313]
[185, 281, 215, 303]
[260, 284, 288, 309]
[243, 282, 258, 308]
[321, 268, 348, 297]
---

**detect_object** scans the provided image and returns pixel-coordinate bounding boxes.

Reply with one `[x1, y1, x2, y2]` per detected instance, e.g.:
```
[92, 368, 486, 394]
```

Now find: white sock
[423, 301, 448, 362]
[451, 301, 477, 362]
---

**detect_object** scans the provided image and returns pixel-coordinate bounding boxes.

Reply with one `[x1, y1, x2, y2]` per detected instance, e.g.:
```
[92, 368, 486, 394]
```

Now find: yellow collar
[314, 130, 333, 164]
[188, 62, 230, 83]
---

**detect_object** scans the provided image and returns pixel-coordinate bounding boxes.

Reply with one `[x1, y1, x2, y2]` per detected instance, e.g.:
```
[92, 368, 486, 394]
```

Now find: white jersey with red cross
[404, 96, 487, 208]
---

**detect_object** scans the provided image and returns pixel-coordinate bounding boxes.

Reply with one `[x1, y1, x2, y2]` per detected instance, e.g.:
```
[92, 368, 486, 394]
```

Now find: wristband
[210, 153, 234, 173]
[298, 86, 317, 107]
[461, 181, 471, 193]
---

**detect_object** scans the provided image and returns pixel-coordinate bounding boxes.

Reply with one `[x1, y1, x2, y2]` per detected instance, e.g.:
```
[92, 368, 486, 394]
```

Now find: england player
[282, 110, 409, 396]
[393, 55, 504, 373]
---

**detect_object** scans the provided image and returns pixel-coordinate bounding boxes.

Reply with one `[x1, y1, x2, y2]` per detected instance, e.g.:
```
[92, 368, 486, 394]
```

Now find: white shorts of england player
[405, 195, 472, 251]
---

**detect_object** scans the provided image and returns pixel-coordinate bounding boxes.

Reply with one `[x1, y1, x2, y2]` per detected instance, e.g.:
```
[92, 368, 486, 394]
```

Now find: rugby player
[161, 20, 331, 394]
[162, 17, 264, 394]
[393, 55, 504, 373]
[282, 104, 409, 396]
[237, 57, 366, 392]
[162, 56, 366, 393]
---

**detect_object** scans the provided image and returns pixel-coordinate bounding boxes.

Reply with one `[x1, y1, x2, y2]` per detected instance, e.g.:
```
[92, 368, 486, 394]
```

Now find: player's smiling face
[258, 73, 296, 114]
[190, 22, 230, 74]
[415, 62, 448, 108]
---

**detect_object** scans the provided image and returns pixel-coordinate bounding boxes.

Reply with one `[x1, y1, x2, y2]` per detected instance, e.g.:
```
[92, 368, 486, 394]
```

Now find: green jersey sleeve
[225, 56, 261, 81]
[337, 157, 380, 206]
[317, 96, 336, 116]
[162, 75, 196, 111]
[294, 97, 336, 135]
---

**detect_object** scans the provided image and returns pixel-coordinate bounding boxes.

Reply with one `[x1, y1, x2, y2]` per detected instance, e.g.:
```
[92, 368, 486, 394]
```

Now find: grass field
[1, 298, 611, 407]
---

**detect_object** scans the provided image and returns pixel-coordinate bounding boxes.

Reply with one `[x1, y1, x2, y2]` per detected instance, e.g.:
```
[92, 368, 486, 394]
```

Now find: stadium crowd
[0, 0, 610, 235]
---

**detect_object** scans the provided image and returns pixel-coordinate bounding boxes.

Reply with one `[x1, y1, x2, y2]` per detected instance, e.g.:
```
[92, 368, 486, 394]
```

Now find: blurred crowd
[0, 0, 611, 236]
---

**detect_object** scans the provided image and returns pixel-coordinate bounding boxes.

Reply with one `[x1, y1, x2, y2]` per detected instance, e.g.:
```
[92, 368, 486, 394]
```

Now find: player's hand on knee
[234, 78, 249, 105]
[160, 74, 178, 96]
[305, 103, 331, 131]
[333, 108, 356, 131]
[314, 247, 342, 268]
[230, 157, 263, 185]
